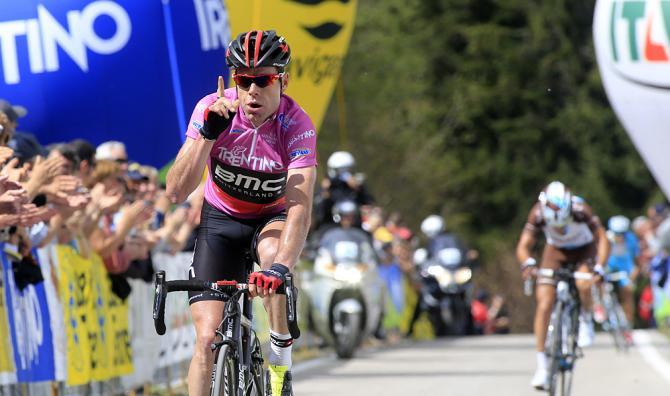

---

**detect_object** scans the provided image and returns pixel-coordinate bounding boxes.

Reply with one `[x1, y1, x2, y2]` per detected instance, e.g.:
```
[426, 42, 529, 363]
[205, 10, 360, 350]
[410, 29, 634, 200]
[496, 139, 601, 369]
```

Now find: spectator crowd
[1, 94, 669, 363]
[0, 99, 203, 302]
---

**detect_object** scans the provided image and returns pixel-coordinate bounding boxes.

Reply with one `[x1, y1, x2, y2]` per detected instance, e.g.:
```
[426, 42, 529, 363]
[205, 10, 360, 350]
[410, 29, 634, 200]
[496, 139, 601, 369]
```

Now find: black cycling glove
[249, 263, 290, 291]
[199, 107, 233, 141]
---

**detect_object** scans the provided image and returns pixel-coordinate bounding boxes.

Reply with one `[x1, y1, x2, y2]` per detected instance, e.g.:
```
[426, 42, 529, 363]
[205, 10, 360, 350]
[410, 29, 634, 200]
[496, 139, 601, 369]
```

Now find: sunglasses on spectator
[115, 158, 128, 164]
[233, 73, 283, 89]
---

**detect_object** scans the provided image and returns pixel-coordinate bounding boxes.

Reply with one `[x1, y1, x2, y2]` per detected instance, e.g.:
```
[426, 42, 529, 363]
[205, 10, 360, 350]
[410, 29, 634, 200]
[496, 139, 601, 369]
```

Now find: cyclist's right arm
[167, 77, 237, 204]
[516, 204, 542, 277]
[516, 230, 536, 265]
[166, 137, 213, 204]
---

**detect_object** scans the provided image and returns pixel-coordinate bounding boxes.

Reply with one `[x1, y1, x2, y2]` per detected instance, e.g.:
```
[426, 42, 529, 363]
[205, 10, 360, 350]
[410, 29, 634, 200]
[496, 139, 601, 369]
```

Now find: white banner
[121, 278, 161, 390]
[153, 252, 196, 368]
[594, 0, 670, 199]
[36, 244, 66, 382]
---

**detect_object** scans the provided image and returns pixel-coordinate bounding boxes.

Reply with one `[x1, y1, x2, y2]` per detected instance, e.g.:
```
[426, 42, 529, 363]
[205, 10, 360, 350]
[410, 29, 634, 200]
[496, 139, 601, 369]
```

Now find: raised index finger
[217, 75, 225, 98]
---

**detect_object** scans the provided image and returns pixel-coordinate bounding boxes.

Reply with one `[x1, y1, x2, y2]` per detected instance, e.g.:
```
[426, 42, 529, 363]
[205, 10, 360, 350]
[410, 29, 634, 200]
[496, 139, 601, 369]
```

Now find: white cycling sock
[269, 330, 293, 368]
[536, 351, 547, 370]
[580, 309, 592, 323]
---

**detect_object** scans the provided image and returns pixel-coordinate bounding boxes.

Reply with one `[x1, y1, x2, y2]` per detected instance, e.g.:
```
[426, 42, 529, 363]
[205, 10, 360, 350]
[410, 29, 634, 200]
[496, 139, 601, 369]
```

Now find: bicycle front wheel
[247, 331, 265, 396]
[559, 305, 578, 396]
[546, 301, 563, 396]
[212, 345, 237, 396]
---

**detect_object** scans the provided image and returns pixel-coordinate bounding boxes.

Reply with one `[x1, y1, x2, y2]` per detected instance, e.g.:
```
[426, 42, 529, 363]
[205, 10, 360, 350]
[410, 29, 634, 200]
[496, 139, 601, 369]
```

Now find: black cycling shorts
[188, 200, 286, 305]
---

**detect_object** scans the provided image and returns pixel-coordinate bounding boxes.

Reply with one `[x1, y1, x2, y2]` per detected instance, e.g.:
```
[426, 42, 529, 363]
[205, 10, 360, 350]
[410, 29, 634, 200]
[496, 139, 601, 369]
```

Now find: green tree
[322, 0, 658, 242]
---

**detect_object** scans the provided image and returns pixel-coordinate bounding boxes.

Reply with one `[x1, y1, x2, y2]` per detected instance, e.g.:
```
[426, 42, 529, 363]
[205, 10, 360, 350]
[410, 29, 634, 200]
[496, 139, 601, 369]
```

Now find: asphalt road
[292, 330, 670, 396]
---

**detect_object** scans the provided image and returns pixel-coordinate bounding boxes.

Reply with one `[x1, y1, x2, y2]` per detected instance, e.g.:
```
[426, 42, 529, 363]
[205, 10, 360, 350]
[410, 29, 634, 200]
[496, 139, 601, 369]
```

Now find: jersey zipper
[248, 117, 272, 158]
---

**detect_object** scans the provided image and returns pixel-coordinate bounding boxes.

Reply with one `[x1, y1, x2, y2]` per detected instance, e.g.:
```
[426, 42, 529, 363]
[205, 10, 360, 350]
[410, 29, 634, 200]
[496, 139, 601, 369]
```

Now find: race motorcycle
[414, 245, 475, 336]
[302, 228, 385, 358]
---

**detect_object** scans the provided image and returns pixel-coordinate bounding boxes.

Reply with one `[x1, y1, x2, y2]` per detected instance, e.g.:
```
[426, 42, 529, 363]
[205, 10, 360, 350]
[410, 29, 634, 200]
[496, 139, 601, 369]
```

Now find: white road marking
[633, 330, 670, 384]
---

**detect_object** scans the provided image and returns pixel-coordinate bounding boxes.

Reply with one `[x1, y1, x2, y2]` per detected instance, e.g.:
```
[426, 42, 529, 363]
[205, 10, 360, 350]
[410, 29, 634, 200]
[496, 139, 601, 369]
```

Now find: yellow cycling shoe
[266, 365, 293, 396]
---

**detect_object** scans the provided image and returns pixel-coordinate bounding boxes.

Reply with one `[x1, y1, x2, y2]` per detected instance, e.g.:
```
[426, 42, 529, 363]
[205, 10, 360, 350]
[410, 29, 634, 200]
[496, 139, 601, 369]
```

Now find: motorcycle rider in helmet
[420, 215, 479, 264]
[408, 215, 478, 336]
[314, 151, 374, 230]
[319, 199, 370, 247]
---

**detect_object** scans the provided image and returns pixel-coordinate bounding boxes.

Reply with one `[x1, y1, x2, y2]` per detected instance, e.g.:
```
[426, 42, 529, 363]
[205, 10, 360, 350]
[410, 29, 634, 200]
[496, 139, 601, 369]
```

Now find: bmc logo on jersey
[212, 161, 287, 204]
[604, 0, 670, 89]
[215, 166, 285, 192]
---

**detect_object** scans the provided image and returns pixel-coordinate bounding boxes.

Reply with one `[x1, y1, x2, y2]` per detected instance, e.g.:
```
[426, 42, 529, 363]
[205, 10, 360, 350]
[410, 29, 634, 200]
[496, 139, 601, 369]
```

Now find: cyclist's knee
[194, 325, 217, 353]
[575, 279, 591, 292]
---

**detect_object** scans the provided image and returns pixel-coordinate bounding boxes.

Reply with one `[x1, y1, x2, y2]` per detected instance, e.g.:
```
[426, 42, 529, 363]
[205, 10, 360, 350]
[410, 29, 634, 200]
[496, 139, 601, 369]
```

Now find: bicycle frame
[152, 270, 300, 396]
[600, 271, 631, 351]
[539, 266, 592, 396]
[211, 286, 259, 395]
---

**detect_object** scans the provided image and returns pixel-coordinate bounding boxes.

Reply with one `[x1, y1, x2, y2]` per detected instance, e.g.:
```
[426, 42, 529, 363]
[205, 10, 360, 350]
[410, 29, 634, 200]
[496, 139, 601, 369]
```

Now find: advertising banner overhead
[224, 0, 358, 136]
[594, 0, 670, 198]
[0, 0, 231, 166]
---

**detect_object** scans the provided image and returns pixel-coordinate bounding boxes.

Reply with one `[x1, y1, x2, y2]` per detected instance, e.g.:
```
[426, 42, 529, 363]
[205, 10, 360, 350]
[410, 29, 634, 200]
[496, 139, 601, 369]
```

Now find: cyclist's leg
[619, 282, 635, 323]
[535, 245, 560, 352]
[616, 259, 635, 323]
[572, 243, 597, 312]
[255, 218, 290, 334]
[572, 243, 597, 347]
[189, 301, 225, 396]
[255, 217, 293, 395]
[531, 245, 560, 388]
[187, 202, 253, 396]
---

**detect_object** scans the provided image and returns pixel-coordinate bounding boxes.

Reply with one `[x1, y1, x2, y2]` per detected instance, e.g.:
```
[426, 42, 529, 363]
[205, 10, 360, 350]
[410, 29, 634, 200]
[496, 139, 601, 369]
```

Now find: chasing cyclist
[166, 30, 317, 396]
[516, 181, 610, 390]
[600, 215, 638, 336]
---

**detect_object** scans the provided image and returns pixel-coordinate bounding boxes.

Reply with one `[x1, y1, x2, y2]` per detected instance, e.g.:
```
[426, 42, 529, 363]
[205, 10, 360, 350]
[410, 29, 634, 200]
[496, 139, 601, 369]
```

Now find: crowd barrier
[0, 245, 199, 395]
[2, 241, 669, 394]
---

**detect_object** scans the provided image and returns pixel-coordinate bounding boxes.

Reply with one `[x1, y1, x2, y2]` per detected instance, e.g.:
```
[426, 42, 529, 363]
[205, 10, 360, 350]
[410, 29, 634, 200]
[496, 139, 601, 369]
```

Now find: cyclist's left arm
[273, 166, 316, 270]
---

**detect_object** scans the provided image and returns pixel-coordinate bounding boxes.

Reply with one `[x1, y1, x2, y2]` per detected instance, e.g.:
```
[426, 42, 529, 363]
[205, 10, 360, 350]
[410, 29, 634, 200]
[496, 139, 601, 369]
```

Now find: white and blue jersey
[607, 231, 639, 287]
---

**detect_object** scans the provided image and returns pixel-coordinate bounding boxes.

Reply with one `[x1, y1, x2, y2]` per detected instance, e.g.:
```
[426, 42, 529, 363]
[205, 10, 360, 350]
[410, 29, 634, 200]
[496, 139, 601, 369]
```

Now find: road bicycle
[597, 271, 632, 351]
[152, 255, 300, 396]
[540, 266, 592, 396]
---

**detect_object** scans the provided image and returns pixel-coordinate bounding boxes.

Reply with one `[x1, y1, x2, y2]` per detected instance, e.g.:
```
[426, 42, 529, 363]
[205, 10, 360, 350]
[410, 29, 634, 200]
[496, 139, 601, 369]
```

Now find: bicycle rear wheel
[546, 302, 563, 396]
[607, 300, 626, 351]
[612, 299, 631, 351]
[212, 345, 237, 396]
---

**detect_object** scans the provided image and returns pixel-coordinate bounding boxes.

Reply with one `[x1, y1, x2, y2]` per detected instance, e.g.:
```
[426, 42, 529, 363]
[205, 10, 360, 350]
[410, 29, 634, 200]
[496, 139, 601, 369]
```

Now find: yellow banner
[224, 0, 358, 131]
[0, 269, 15, 375]
[57, 246, 133, 385]
[57, 245, 92, 386]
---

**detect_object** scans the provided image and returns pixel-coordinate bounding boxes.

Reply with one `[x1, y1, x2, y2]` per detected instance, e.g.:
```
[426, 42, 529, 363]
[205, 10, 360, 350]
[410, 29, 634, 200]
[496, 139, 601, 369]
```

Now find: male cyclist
[602, 216, 639, 329]
[516, 181, 609, 390]
[166, 30, 317, 396]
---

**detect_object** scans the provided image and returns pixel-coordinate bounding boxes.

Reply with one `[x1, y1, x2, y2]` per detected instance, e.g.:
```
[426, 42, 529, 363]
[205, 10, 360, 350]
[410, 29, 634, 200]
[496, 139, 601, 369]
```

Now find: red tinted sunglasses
[233, 73, 283, 89]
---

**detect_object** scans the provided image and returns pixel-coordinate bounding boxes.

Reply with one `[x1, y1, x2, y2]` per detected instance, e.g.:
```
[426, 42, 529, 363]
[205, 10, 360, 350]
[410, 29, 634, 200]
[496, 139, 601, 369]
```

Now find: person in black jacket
[314, 151, 374, 230]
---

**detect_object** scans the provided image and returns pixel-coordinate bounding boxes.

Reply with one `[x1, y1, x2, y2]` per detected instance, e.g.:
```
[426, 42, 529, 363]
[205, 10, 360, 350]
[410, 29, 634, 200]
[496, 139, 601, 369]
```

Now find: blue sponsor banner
[0, 0, 230, 167]
[0, 246, 56, 382]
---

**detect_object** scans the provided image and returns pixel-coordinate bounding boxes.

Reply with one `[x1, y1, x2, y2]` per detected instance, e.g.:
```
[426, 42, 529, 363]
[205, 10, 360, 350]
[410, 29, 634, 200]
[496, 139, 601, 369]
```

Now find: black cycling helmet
[226, 30, 291, 71]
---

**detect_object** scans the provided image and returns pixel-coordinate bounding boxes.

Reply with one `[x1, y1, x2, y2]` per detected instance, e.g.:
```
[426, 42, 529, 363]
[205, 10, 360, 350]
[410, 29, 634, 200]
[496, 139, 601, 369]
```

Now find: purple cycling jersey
[186, 88, 317, 218]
